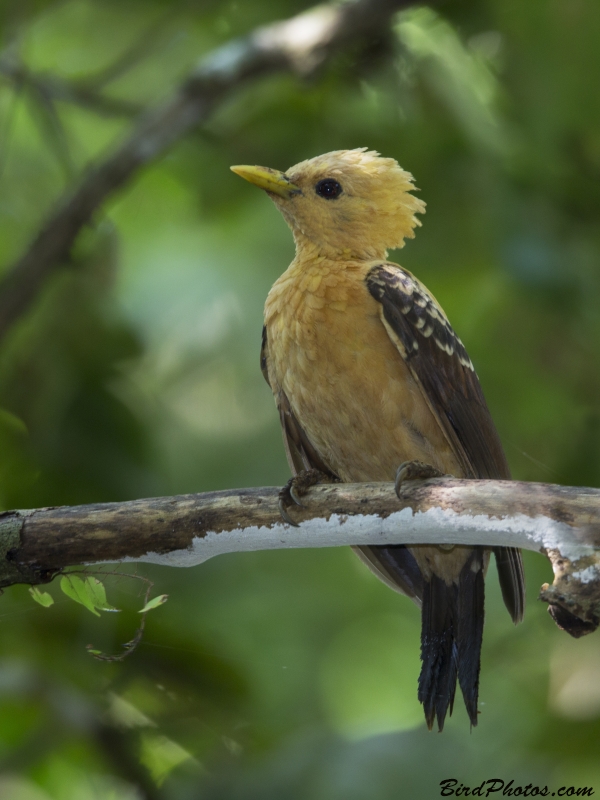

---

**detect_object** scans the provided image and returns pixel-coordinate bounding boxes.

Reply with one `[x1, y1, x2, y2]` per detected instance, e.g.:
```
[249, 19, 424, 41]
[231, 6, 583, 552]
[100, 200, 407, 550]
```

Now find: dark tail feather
[494, 547, 525, 624]
[418, 549, 485, 731]
[456, 549, 485, 727]
[418, 576, 458, 731]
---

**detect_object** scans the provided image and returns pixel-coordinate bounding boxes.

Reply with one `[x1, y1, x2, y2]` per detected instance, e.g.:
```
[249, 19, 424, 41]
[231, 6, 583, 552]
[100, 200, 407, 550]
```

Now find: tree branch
[2, 478, 600, 635]
[0, 0, 411, 345]
[0, 54, 144, 118]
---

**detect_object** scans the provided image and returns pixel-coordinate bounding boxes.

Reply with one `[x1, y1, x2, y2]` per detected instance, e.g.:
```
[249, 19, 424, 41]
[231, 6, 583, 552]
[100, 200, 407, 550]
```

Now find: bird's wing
[366, 263, 525, 622]
[261, 325, 425, 602]
[261, 325, 335, 477]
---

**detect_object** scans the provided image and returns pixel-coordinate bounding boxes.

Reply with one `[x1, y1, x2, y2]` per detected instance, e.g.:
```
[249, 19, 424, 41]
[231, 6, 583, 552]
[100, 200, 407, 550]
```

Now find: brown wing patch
[367, 267, 474, 368]
[366, 263, 509, 480]
[366, 263, 525, 623]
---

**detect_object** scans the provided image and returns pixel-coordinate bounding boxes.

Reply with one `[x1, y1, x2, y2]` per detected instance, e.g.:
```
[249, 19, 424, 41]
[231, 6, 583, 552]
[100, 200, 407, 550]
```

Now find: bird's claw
[289, 483, 305, 508]
[278, 469, 329, 527]
[395, 460, 448, 499]
[278, 490, 300, 527]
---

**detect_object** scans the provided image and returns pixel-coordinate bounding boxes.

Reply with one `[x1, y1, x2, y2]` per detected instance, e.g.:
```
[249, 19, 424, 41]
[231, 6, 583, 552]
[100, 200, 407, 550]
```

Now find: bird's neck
[291, 229, 388, 263]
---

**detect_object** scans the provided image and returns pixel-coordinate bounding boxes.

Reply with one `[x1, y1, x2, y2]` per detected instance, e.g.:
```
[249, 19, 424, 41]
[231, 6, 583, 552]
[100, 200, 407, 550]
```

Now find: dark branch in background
[1, 478, 600, 637]
[0, 10, 184, 119]
[0, 0, 412, 345]
[0, 52, 144, 118]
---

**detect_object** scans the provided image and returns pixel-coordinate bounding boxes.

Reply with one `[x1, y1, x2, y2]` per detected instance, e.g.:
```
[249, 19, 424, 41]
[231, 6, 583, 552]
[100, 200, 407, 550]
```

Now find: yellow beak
[230, 165, 301, 199]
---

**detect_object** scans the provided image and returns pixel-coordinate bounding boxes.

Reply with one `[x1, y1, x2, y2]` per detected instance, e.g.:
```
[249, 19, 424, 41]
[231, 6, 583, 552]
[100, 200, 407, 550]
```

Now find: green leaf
[138, 594, 168, 614]
[60, 575, 99, 616]
[83, 577, 119, 612]
[60, 575, 120, 616]
[29, 587, 54, 607]
[140, 733, 194, 786]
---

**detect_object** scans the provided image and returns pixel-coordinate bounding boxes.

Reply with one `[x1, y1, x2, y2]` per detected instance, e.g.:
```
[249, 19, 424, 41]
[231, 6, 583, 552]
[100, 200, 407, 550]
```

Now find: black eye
[315, 179, 343, 200]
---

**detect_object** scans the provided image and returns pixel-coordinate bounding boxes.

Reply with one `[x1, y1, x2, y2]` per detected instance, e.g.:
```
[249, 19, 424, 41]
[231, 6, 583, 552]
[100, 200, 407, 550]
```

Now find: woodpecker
[231, 149, 525, 730]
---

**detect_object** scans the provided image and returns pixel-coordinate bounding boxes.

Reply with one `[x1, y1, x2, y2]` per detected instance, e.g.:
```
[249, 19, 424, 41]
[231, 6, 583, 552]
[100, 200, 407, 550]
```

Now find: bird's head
[231, 149, 426, 261]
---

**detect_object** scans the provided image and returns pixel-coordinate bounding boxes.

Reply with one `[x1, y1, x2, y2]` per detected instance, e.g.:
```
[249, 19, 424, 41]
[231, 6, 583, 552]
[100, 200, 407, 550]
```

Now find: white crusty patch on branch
[4, 479, 593, 632]
[122, 505, 590, 568]
[571, 565, 600, 584]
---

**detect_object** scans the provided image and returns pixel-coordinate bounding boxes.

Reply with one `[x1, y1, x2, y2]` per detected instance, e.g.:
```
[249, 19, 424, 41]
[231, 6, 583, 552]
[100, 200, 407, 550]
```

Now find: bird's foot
[279, 469, 330, 527]
[394, 460, 448, 498]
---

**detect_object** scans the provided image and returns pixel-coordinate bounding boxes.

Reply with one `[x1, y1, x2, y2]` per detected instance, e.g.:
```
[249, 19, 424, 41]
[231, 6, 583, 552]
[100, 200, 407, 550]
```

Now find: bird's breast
[264, 259, 460, 481]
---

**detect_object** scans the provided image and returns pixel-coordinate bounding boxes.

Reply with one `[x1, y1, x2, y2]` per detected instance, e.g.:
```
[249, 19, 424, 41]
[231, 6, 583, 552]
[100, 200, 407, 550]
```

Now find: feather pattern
[366, 262, 525, 728]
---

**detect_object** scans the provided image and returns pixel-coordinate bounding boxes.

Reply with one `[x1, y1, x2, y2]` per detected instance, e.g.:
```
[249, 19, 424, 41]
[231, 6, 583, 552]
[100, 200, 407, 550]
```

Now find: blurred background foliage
[0, 0, 599, 797]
